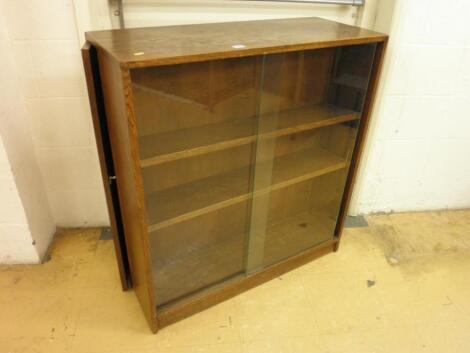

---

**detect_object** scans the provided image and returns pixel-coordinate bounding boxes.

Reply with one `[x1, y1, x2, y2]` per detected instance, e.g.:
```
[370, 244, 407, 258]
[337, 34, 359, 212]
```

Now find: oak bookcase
[82, 17, 387, 333]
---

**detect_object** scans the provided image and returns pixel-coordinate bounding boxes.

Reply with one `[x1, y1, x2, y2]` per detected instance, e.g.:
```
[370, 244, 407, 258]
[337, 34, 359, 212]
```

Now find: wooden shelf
[146, 148, 348, 232]
[153, 230, 245, 306]
[153, 209, 335, 306]
[262, 211, 335, 267]
[139, 104, 359, 168]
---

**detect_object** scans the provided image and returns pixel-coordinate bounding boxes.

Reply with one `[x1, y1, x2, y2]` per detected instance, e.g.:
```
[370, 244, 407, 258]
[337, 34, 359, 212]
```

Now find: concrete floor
[1, 210, 470, 352]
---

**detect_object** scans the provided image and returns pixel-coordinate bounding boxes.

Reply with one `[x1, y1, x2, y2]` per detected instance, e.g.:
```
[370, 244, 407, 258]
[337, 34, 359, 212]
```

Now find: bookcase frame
[82, 17, 387, 333]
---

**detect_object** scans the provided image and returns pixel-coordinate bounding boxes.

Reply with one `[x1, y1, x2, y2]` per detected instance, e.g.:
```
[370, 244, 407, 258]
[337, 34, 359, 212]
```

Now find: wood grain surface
[85, 17, 387, 68]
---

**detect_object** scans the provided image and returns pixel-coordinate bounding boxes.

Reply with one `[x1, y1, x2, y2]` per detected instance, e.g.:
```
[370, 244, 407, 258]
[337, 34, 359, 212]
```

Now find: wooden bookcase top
[85, 17, 387, 68]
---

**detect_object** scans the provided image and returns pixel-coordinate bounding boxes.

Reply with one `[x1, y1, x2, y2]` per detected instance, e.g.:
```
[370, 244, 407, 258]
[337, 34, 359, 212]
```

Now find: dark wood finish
[150, 207, 335, 307]
[85, 17, 387, 68]
[157, 238, 337, 328]
[81, 42, 131, 290]
[82, 18, 387, 333]
[145, 147, 348, 232]
[138, 104, 359, 167]
[334, 39, 388, 249]
[97, 48, 158, 332]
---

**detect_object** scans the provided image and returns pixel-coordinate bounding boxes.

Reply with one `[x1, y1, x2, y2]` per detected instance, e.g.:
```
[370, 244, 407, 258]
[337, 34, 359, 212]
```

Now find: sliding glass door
[247, 44, 376, 271]
[130, 43, 377, 306]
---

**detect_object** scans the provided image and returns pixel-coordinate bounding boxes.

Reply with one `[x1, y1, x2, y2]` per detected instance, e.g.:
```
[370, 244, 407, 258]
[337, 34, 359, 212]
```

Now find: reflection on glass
[131, 57, 258, 306]
[130, 43, 377, 306]
[247, 44, 376, 271]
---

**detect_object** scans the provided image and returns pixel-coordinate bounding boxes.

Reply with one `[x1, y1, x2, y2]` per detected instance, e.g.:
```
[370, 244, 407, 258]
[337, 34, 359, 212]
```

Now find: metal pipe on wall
[110, 0, 365, 29]
[237, 0, 364, 4]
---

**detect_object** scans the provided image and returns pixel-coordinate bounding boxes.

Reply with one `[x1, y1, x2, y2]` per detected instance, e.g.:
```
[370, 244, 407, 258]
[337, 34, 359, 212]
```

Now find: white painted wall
[0, 0, 108, 227]
[0, 8, 56, 263]
[0, 137, 39, 264]
[351, 0, 470, 214]
[120, 0, 360, 27]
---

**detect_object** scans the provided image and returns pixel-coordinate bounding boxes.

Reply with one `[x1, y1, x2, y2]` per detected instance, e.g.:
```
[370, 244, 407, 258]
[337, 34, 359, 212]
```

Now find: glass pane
[130, 57, 259, 306]
[247, 44, 377, 271]
[130, 44, 377, 304]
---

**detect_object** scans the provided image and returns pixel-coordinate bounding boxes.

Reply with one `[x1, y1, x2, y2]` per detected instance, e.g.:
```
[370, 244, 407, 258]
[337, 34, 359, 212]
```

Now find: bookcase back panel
[131, 56, 259, 137]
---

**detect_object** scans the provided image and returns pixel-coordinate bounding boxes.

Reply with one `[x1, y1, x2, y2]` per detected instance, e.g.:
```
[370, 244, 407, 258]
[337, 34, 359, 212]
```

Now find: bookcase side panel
[81, 42, 131, 290]
[334, 39, 388, 245]
[98, 50, 158, 332]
